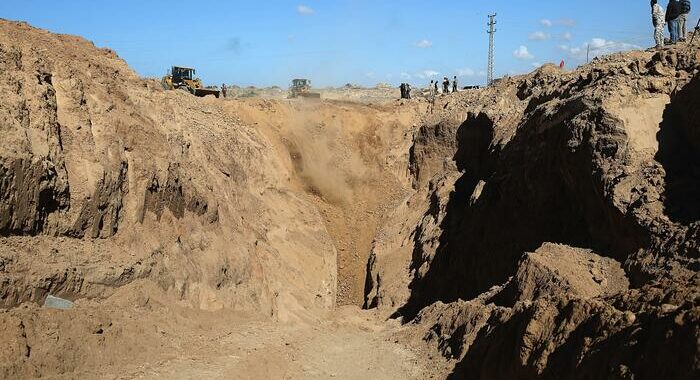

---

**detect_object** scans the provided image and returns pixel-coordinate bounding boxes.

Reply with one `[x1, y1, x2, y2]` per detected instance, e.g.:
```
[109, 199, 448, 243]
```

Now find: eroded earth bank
[0, 20, 699, 379]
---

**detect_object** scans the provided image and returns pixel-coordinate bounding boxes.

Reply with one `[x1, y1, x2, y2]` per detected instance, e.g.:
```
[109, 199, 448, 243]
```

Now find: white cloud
[559, 38, 641, 60]
[423, 70, 439, 78]
[456, 68, 475, 76]
[416, 39, 433, 48]
[558, 18, 576, 27]
[296, 5, 314, 15]
[531, 62, 542, 68]
[559, 44, 582, 55]
[416, 70, 440, 79]
[478, 70, 487, 76]
[529, 31, 551, 41]
[562, 32, 573, 41]
[365, 72, 376, 79]
[400, 72, 412, 79]
[513, 45, 534, 60]
[589, 38, 640, 54]
[541, 19, 553, 27]
[589, 38, 612, 49]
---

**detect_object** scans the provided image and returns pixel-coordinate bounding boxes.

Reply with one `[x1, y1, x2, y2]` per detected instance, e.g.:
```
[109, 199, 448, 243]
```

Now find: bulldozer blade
[300, 92, 321, 99]
[194, 88, 220, 98]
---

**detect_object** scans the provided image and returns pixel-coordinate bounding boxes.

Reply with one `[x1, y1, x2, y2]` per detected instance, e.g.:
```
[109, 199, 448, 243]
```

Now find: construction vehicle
[289, 79, 321, 99]
[162, 66, 220, 98]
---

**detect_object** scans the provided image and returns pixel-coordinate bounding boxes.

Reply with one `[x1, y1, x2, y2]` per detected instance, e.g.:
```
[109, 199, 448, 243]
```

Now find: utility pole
[586, 43, 590, 63]
[487, 14, 497, 86]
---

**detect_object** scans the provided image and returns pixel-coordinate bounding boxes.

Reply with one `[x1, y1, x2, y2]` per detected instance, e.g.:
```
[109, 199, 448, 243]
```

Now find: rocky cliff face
[367, 47, 700, 378]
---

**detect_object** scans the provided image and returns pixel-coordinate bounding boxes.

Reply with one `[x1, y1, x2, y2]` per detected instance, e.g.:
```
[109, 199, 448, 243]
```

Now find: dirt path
[316, 169, 409, 307]
[87, 308, 426, 380]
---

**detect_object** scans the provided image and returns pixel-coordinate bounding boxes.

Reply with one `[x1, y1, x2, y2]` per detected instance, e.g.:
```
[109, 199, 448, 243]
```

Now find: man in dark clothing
[399, 83, 412, 99]
[442, 77, 449, 94]
[452, 76, 458, 93]
[679, 0, 692, 39]
[667, 0, 682, 43]
[434, 80, 438, 95]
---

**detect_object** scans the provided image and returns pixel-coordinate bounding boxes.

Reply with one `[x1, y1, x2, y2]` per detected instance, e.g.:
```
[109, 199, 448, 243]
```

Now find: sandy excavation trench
[223, 99, 421, 306]
[1, 19, 699, 380]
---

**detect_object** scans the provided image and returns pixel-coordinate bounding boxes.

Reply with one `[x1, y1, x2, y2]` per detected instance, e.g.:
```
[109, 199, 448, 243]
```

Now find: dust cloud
[282, 115, 370, 205]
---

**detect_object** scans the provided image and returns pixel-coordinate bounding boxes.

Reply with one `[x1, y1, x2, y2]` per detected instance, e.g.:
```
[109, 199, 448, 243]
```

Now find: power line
[487, 13, 497, 86]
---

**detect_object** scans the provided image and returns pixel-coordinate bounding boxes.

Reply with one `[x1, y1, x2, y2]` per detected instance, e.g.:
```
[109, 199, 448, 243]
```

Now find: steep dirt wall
[368, 47, 700, 378]
[655, 74, 700, 224]
[0, 39, 70, 236]
[0, 20, 337, 320]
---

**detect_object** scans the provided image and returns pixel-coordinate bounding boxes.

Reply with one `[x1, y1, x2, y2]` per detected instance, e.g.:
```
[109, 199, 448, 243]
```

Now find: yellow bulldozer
[289, 79, 321, 99]
[162, 66, 220, 98]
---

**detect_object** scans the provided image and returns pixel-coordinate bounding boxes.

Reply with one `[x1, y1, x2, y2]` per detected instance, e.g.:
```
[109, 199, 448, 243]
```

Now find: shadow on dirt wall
[655, 74, 700, 225]
[393, 98, 651, 321]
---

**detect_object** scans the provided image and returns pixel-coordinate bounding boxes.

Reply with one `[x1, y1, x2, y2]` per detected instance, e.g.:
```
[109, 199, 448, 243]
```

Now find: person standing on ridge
[221, 83, 227, 98]
[679, 0, 692, 40]
[452, 76, 458, 93]
[666, 0, 682, 43]
[434, 80, 439, 95]
[399, 83, 412, 99]
[652, 0, 666, 48]
[427, 80, 435, 113]
[442, 77, 449, 94]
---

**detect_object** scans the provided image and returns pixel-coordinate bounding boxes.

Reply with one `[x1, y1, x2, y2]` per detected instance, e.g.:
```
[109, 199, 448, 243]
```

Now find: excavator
[289, 79, 321, 99]
[162, 66, 220, 98]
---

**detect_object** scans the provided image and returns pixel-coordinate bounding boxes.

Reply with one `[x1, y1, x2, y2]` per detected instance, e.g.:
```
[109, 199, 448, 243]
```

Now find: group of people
[429, 76, 459, 96]
[652, 0, 693, 47]
[421, 76, 460, 113]
[401, 75, 461, 101]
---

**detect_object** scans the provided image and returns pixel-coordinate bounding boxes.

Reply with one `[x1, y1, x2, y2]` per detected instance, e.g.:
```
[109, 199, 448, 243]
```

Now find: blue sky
[1, 1, 694, 87]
